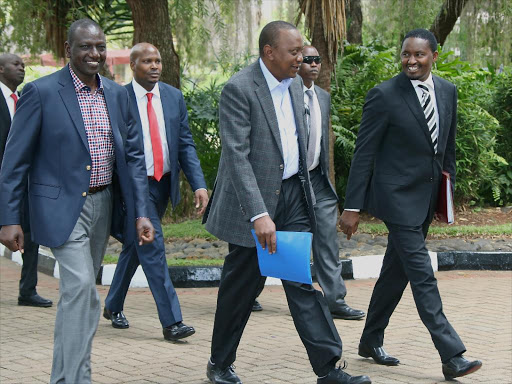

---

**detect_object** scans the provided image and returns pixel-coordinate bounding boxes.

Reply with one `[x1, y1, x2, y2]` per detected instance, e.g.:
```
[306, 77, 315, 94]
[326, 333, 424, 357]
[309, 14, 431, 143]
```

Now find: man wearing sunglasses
[298, 45, 366, 321]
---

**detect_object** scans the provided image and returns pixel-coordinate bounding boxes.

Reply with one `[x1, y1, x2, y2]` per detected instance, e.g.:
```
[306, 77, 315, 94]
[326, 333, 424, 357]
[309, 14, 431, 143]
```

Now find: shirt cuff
[251, 212, 269, 222]
[194, 188, 207, 192]
[344, 209, 360, 212]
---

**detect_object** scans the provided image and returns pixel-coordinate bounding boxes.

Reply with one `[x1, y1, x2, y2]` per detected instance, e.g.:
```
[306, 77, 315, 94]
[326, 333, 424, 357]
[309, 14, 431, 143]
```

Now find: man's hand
[136, 218, 155, 246]
[339, 210, 360, 240]
[0, 225, 25, 253]
[194, 189, 209, 216]
[253, 216, 276, 254]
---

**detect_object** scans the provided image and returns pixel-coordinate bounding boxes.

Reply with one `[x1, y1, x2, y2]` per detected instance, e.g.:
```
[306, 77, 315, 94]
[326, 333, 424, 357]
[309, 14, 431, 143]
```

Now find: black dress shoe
[442, 355, 482, 380]
[331, 305, 365, 320]
[163, 321, 195, 341]
[103, 307, 129, 329]
[317, 365, 371, 384]
[358, 343, 399, 366]
[252, 299, 263, 312]
[207, 359, 242, 384]
[18, 294, 53, 307]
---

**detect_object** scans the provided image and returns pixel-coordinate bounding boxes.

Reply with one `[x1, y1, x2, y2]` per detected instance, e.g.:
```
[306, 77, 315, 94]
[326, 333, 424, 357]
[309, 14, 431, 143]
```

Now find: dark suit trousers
[360, 219, 466, 362]
[105, 175, 182, 327]
[19, 193, 39, 297]
[211, 175, 342, 376]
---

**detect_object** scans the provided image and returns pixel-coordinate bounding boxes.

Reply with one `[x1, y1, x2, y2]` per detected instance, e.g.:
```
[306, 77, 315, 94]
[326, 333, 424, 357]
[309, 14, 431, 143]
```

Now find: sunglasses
[302, 56, 322, 64]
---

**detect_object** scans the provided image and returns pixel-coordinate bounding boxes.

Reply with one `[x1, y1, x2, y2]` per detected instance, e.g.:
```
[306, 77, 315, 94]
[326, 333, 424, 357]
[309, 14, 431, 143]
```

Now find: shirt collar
[68, 64, 103, 93]
[259, 58, 293, 93]
[0, 80, 17, 101]
[132, 78, 160, 100]
[303, 82, 315, 93]
[410, 73, 434, 92]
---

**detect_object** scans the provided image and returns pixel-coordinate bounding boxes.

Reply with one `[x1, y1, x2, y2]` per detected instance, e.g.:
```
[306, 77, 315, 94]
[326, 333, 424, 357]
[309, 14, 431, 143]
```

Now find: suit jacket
[344, 71, 457, 226]
[314, 84, 337, 200]
[205, 61, 315, 248]
[0, 91, 12, 169]
[0, 67, 149, 248]
[111, 81, 207, 243]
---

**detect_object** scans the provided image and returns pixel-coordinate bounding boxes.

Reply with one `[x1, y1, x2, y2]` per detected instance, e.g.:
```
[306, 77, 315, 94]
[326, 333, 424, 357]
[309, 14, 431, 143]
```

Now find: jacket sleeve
[343, 86, 389, 210]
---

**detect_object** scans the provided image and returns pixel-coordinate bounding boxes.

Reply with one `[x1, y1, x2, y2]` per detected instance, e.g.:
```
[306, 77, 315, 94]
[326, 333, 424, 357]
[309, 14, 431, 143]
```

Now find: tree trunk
[310, 5, 336, 186]
[430, 0, 470, 46]
[127, 0, 181, 88]
[346, 0, 363, 44]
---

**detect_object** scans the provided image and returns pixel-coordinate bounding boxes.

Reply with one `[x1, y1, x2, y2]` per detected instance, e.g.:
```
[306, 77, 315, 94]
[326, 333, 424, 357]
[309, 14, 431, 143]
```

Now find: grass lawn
[103, 253, 225, 267]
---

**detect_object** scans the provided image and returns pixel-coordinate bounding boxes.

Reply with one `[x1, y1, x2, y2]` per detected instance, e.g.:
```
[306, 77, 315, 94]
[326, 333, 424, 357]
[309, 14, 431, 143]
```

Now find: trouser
[211, 175, 342, 376]
[360, 219, 466, 362]
[50, 187, 112, 384]
[19, 193, 39, 297]
[255, 168, 348, 311]
[105, 174, 182, 327]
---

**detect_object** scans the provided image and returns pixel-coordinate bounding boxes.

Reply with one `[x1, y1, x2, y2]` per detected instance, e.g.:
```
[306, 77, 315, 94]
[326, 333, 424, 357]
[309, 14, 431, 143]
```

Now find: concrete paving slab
[0, 257, 510, 383]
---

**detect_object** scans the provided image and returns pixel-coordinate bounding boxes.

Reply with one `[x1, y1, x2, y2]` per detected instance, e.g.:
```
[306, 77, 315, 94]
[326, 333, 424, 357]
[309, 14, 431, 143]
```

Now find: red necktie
[11, 93, 18, 113]
[146, 93, 164, 181]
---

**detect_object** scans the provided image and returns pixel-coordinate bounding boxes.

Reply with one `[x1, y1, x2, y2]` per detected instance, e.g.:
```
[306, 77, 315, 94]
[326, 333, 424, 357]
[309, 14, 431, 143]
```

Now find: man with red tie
[0, 53, 53, 308]
[104, 43, 209, 342]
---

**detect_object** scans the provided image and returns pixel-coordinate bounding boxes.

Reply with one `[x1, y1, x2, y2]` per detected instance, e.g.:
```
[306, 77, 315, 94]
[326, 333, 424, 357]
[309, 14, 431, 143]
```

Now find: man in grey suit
[203, 21, 371, 384]
[340, 29, 481, 380]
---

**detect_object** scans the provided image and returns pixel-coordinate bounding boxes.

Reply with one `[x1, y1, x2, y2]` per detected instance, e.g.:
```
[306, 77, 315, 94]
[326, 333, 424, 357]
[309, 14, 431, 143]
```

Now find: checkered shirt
[69, 65, 114, 187]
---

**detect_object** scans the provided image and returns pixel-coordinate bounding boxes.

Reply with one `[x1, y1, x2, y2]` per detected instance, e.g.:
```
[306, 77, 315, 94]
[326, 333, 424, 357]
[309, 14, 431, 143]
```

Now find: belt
[88, 184, 110, 194]
[148, 172, 170, 181]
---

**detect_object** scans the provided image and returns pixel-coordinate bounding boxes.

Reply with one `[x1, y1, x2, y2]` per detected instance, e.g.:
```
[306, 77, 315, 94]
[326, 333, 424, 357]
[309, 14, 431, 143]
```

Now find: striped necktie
[417, 84, 438, 153]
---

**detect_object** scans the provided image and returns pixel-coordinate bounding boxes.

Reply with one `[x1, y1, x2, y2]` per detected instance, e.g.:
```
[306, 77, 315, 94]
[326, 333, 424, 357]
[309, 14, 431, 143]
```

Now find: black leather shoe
[331, 305, 365, 320]
[207, 359, 242, 384]
[163, 321, 195, 341]
[442, 355, 482, 380]
[252, 299, 263, 312]
[358, 343, 399, 366]
[317, 364, 371, 384]
[18, 294, 52, 307]
[103, 307, 129, 329]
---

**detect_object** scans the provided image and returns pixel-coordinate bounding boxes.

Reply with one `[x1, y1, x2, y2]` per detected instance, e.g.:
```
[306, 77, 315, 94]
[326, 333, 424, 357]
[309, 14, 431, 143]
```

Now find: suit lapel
[102, 79, 122, 149]
[398, 72, 434, 153]
[126, 83, 144, 137]
[253, 62, 284, 157]
[290, 77, 308, 158]
[315, 85, 330, 160]
[159, 83, 172, 149]
[0, 93, 11, 126]
[433, 75, 447, 148]
[58, 67, 90, 152]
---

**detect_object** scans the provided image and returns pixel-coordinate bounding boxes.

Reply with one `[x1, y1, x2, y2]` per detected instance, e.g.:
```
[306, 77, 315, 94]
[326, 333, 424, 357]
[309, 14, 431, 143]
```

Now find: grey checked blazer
[205, 61, 315, 248]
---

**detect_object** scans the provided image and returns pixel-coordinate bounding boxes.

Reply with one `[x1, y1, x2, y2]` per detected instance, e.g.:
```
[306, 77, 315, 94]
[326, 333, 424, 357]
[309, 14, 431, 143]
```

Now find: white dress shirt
[410, 73, 440, 136]
[0, 81, 18, 119]
[132, 79, 171, 176]
[251, 59, 301, 222]
[303, 83, 322, 171]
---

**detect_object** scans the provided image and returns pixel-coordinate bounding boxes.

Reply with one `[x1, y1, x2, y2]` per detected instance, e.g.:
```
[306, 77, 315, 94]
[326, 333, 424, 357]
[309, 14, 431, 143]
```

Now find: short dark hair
[67, 18, 103, 46]
[259, 21, 298, 57]
[402, 29, 438, 53]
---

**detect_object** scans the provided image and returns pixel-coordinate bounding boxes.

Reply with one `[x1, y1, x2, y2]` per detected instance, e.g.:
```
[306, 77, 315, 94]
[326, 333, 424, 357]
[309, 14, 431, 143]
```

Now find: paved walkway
[1, 257, 511, 384]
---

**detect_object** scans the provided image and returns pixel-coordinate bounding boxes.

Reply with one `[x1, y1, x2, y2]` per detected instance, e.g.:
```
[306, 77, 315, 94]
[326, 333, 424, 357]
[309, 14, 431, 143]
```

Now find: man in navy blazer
[0, 19, 154, 384]
[340, 29, 482, 380]
[104, 43, 208, 341]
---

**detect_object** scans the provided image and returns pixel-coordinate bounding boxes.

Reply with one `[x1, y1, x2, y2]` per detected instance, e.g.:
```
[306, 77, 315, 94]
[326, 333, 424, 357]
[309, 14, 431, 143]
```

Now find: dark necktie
[417, 84, 438, 153]
[147, 93, 164, 181]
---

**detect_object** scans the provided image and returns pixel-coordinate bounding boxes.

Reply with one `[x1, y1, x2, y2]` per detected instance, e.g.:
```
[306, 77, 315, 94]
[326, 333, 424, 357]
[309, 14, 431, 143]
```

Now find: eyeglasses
[302, 56, 322, 64]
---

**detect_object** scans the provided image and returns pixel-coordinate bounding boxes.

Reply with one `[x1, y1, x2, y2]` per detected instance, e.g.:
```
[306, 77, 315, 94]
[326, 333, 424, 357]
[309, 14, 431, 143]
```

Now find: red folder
[436, 171, 454, 224]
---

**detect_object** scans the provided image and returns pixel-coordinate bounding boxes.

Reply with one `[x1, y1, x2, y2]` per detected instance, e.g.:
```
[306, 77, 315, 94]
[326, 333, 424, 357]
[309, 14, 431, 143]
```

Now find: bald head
[0, 53, 25, 92]
[130, 43, 162, 91]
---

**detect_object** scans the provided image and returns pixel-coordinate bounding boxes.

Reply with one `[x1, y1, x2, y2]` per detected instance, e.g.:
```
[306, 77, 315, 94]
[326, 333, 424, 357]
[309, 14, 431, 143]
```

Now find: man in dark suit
[0, 19, 154, 384]
[0, 53, 52, 308]
[339, 29, 482, 380]
[203, 21, 371, 384]
[104, 43, 208, 341]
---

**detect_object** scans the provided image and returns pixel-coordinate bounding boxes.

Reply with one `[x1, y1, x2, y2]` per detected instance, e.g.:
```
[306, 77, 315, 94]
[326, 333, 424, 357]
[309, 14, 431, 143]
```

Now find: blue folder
[251, 230, 313, 285]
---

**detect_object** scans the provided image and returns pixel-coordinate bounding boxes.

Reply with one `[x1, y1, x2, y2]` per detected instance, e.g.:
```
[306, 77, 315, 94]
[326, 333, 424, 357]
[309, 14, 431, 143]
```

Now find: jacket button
[279, 164, 284, 170]
[275, 190, 280, 195]
[82, 192, 87, 197]
[429, 177, 433, 182]
[86, 165, 91, 170]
